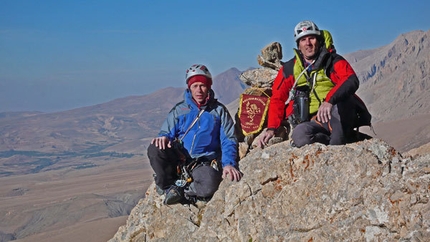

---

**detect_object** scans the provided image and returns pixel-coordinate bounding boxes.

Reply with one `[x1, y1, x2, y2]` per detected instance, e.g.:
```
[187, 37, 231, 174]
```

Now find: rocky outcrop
[109, 139, 429, 241]
[240, 41, 282, 89]
[257, 42, 283, 70]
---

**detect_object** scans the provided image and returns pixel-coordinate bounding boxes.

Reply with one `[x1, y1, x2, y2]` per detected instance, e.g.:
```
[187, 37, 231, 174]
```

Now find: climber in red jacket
[258, 20, 371, 148]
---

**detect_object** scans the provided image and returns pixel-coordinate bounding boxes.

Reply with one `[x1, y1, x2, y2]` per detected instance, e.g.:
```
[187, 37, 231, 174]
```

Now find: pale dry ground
[407, 143, 430, 157]
[0, 156, 154, 242]
[14, 216, 128, 242]
[360, 113, 430, 154]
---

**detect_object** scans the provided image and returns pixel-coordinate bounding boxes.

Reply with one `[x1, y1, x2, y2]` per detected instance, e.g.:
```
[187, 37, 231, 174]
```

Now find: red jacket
[267, 51, 360, 130]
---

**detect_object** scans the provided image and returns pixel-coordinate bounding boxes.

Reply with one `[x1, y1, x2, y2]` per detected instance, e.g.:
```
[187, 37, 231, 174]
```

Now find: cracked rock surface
[110, 139, 429, 241]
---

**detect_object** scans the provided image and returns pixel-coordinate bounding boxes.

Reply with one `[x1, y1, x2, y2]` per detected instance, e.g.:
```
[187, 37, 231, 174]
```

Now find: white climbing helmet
[185, 64, 212, 84]
[294, 20, 321, 42]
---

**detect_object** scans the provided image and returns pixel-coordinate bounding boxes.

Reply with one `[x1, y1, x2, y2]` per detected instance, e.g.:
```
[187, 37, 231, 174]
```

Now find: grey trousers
[147, 144, 222, 198]
[291, 105, 344, 147]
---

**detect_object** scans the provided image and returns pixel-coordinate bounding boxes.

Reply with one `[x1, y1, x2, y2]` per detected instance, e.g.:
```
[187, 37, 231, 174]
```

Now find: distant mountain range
[345, 30, 430, 123]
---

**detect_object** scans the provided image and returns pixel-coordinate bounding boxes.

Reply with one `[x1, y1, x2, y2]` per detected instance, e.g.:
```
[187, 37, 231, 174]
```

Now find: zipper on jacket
[189, 113, 200, 156]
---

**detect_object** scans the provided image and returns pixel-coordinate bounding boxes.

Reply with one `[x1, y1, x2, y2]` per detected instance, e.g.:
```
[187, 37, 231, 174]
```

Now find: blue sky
[1, 0, 429, 112]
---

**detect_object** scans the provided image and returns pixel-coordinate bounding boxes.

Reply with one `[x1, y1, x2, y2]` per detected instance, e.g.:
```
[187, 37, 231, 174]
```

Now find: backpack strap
[180, 108, 205, 142]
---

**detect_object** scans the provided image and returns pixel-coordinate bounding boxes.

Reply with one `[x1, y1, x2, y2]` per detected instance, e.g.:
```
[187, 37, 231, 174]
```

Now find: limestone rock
[239, 67, 278, 89]
[109, 139, 430, 241]
[238, 42, 283, 89]
[257, 42, 283, 70]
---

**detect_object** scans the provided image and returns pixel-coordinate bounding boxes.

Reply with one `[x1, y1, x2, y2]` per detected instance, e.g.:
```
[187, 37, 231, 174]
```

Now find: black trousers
[147, 144, 180, 190]
[147, 144, 223, 198]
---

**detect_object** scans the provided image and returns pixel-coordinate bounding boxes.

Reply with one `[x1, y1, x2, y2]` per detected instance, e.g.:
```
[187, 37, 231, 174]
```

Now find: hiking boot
[184, 194, 197, 204]
[164, 186, 183, 205]
[153, 174, 164, 195]
[290, 140, 297, 147]
[155, 185, 164, 195]
[184, 194, 211, 207]
[313, 132, 330, 145]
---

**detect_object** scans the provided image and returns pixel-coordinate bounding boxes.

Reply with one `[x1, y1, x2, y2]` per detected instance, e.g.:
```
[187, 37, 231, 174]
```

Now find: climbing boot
[164, 186, 183, 205]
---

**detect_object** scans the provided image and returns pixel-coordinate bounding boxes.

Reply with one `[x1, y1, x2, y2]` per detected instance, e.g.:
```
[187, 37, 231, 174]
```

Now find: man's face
[189, 82, 209, 104]
[298, 35, 320, 61]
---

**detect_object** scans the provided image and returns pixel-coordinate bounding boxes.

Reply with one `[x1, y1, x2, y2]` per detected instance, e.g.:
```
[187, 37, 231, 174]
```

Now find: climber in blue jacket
[148, 64, 242, 205]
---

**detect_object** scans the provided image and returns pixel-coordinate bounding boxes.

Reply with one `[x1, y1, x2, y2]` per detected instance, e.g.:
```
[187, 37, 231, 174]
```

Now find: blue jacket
[158, 89, 238, 167]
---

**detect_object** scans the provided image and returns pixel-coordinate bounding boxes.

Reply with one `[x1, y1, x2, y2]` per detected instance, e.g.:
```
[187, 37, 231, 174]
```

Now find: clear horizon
[1, 0, 430, 113]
